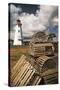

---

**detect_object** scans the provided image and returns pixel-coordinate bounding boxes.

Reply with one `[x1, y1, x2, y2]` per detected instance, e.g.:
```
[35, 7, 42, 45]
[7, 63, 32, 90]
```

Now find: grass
[9, 45, 29, 68]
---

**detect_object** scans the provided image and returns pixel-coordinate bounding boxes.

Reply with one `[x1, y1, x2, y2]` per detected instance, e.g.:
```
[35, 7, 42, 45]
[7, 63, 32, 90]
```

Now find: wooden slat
[42, 69, 58, 84]
[12, 55, 26, 72]
[13, 62, 30, 85]
[17, 64, 32, 86]
[24, 69, 35, 85]
[11, 60, 27, 81]
[36, 78, 42, 85]
[11, 55, 38, 86]
[20, 70, 33, 86]
[11, 55, 27, 79]
[32, 76, 40, 85]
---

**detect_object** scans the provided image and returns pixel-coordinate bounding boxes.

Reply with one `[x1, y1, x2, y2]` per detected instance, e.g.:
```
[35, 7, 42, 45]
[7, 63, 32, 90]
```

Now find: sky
[8, 3, 58, 41]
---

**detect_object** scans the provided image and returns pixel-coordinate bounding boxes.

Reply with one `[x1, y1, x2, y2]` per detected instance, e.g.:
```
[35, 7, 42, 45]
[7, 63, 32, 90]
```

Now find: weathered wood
[12, 55, 26, 72]
[16, 64, 32, 86]
[12, 62, 30, 85]
[42, 69, 58, 84]
[32, 76, 40, 85]
[11, 60, 27, 81]
[11, 55, 27, 79]
[11, 55, 39, 86]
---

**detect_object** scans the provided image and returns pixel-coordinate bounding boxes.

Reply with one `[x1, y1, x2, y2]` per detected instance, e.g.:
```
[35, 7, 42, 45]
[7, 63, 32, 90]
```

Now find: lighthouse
[13, 19, 23, 45]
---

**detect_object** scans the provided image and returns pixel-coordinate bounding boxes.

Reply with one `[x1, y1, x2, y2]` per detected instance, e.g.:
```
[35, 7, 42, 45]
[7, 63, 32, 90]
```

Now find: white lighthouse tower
[13, 19, 23, 45]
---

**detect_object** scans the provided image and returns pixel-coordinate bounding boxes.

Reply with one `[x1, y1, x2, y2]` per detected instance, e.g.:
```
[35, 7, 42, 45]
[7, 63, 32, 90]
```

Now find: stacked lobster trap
[10, 31, 58, 86]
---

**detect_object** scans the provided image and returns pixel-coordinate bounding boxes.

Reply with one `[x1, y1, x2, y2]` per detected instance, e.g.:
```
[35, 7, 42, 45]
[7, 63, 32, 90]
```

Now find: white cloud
[19, 5, 58, 36]
[10, 4, 58, 39]
[51, 16, 58, 26]
[10, 4, 22, 26]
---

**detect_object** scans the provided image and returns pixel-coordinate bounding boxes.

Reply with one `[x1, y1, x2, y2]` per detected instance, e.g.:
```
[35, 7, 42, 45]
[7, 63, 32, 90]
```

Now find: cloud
[18, 5, 58, 36]
[10, 4, 22, 26]
[37, 5, 58, 27]
[10, 4, 22, 13]
[10, 4, 58, 40]
[50, 16, 58, 26]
